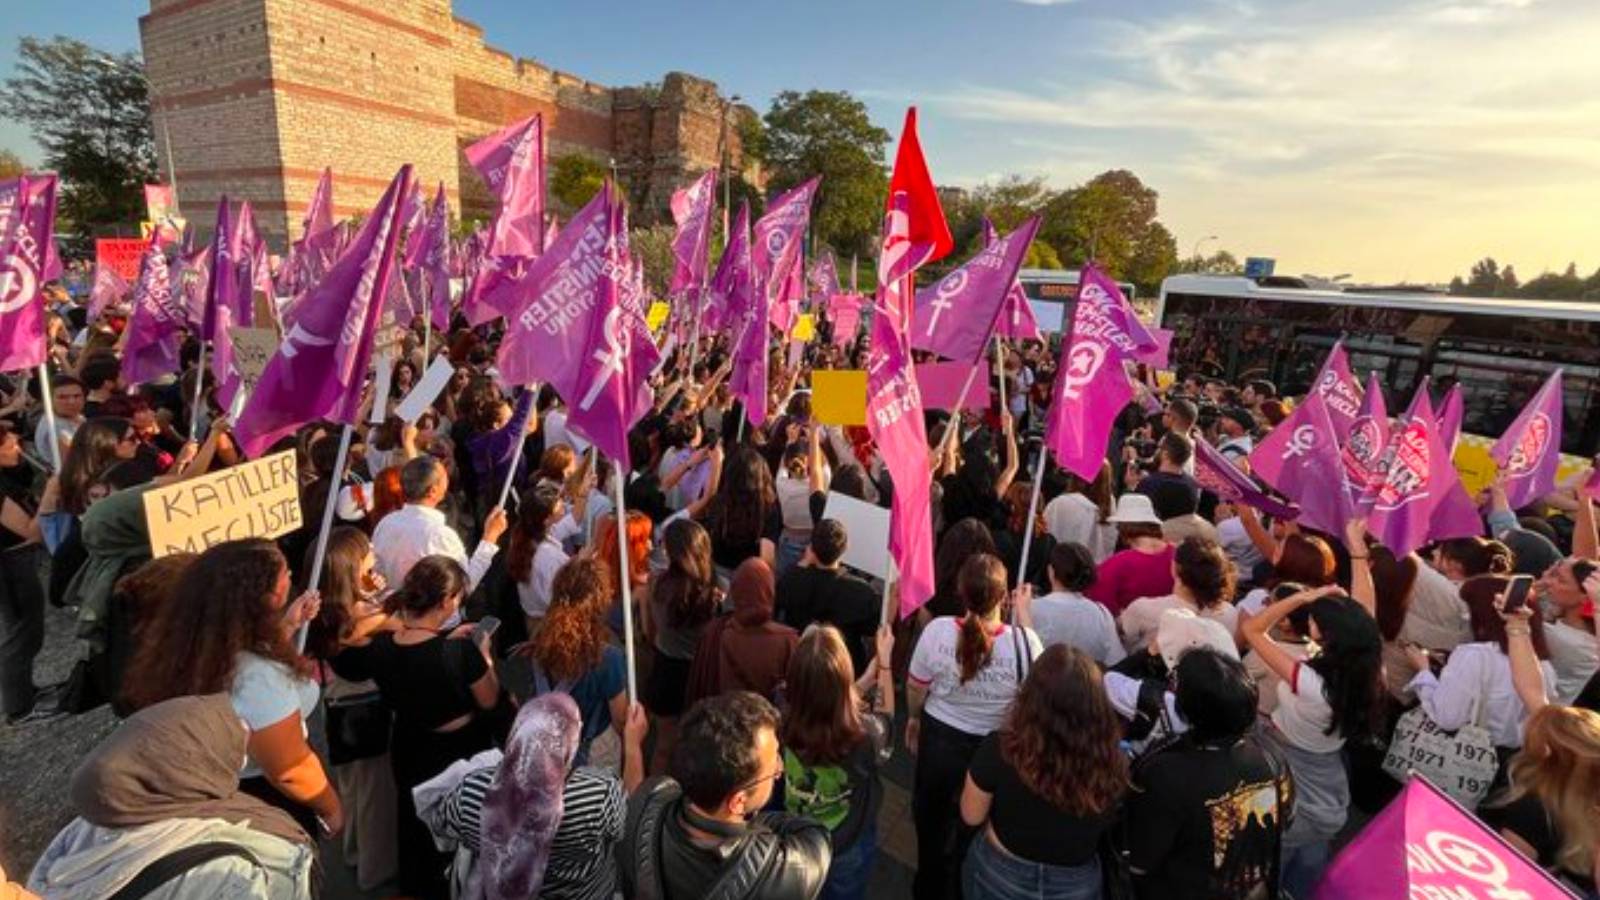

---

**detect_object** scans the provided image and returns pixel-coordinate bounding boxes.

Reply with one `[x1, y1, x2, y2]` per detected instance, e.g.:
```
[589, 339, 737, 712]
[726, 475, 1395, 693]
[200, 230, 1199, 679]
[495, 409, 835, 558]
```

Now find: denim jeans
[775, 535, 807, 581]
[1280, 840, 1331, 900]
[963, 835, 1103, 900]
[821, 821, 878, 900]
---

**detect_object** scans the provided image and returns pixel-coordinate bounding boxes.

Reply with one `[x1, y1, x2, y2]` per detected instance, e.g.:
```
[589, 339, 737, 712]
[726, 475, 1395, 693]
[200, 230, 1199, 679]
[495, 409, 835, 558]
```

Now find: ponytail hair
[956, 554, 1008, 683]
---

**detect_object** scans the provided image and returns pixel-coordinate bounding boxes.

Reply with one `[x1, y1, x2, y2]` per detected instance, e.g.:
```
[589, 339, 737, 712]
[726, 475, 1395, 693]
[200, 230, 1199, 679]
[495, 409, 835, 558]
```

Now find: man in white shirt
[373, 456, 506, 591]
[1536, 558, 1600, 703]
[1216, 408, 1256, 466]
[34, 374, 86, 468]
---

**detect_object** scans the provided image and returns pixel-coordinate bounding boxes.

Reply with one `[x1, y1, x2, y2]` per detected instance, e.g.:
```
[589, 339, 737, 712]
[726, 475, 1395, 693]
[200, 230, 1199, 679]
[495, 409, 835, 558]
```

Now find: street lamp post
[1192, 234, 1218, 267]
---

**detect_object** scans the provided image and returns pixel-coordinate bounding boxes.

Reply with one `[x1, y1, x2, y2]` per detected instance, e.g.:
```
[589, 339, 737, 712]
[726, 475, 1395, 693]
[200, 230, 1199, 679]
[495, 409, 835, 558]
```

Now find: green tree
[0, 37, 154, 233]
[971, 175, 1051, 232]
[1497, 264, 1519, 296]
[1460, 257, 1501, 295]
[1175, 249, 1241, 275]
[549, 153, 607, 216]
[0, 149, 23, 180]
[1040, 170, 1162, 281]
[628, 224, 675, 300]
[1025, 240, 1062, 269]
[1125, 221, 1179, 298]
[761, 90, 890, 257]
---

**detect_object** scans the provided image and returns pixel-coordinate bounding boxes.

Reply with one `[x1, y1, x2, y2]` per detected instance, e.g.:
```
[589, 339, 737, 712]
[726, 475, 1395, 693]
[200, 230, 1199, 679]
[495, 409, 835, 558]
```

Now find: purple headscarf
[479, 692, 580, 900]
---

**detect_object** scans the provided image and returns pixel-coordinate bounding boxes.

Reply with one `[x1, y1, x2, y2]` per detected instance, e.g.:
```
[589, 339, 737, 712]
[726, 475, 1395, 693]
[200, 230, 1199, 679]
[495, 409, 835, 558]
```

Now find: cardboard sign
[369, 351, 394, 424]
[227, 326, 278, 400]
[647, 301, 671, 332]
[144, 184, 175, 222]
[95, 238, 146, 281]
[811, 369, 867, 426]
[395, 355, 455, 423]
[792, 313, 816, 342]
[143, 450, 302, 557]
[918, 360, 991, 411]
[822, 492, 892, 580]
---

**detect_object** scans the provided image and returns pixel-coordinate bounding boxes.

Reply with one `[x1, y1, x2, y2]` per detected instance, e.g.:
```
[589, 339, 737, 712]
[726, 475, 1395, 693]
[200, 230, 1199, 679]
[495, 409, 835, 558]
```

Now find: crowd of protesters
[0, 264, 1597, 900]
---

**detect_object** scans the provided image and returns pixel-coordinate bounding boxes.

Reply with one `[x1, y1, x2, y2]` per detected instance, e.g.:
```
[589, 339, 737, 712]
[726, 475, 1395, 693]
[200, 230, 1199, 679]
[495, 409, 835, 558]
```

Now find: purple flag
[466, 113, 545, 259]
[175, 241, 210, 331]
[1042, 264, 1158, 481]
[1436, 383, 1464, 455]
[911, 217, 1040, 363]
[1343, 371, 1391, 508]
[706, 201, 752, 334]
[1193, 437, 1300, 520]
[87, 262, 129, 322]
[1249, 390, 1355, 536]
[495, 183, 658, 466]
[406, 183, 452, 331]
[1365, 388, 1461, 556]
[0, 174, 60, 372]
[1490, 370, 1563, 510]
[303, 167, 334, 241]
[669, 169, 717, 297]
[829, 293, 864, 348]
[121, 234, 183, 386]
[1313, 341, 1363, 435]
[233, 165, 412, 458]
[201, 197, 236, 339]
[984, 220, 1043, 342]
[724, 204, 767, 426]
[211, 200, 265, 412]
[753, 177, 820, 332]
[808, 247, 840, 305]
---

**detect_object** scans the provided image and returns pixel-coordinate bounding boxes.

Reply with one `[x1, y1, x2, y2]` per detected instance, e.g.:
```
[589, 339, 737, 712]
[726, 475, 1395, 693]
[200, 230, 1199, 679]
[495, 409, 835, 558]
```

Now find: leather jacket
[621, 777, 831, 900]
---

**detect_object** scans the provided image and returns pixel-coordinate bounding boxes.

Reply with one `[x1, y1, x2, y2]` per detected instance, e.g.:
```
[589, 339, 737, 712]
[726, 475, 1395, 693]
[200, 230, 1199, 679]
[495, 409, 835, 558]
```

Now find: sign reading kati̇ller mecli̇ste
[142, 451, 302, 557]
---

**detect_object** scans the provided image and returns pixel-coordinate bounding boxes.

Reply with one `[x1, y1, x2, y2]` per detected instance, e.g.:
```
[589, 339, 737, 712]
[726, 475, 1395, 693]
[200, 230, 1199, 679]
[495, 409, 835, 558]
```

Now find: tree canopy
[0, 37, 155, 232]
[549, 153, 608, 217]
[760, 90, 889, 258]
[0, 149, 24, 181]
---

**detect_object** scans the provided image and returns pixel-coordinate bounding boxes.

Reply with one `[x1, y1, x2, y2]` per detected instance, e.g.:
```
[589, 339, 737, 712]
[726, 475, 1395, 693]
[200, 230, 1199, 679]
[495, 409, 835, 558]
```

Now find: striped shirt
[444, 765, 625, 900]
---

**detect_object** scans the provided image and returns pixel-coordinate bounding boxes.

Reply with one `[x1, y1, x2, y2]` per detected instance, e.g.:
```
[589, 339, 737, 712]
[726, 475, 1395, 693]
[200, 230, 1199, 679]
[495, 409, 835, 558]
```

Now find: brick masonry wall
[141, 0, 761, 246]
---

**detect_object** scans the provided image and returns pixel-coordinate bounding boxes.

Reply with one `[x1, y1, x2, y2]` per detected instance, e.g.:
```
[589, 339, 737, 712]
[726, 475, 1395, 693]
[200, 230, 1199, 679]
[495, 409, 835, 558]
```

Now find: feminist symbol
[925, 269, 967, 337]
[1283, 425, 1317, 459]
[579, 305, 628, 412]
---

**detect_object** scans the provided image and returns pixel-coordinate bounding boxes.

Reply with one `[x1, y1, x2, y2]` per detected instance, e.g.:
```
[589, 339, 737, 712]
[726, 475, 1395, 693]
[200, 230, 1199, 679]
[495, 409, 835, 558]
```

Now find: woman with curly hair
[959, 644, 1127, 899]
[120, 538, 335, 839]
[509, 557, 628, 767]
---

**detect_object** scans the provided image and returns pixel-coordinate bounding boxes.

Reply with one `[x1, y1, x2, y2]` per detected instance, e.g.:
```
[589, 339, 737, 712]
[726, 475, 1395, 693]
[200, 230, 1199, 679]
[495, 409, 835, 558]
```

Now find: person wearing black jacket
[621, 691, 831, 900]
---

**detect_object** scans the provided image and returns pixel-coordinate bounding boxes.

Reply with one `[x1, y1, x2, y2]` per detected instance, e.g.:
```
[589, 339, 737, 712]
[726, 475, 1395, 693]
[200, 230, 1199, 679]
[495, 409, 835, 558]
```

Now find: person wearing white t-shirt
[906, 554, 1041, 900]
[1042, 471, 1116, 563]
[1120, 537, 1240, 655]
[1031, 542, 1124, 667]
[1533, 557, 1599, 703]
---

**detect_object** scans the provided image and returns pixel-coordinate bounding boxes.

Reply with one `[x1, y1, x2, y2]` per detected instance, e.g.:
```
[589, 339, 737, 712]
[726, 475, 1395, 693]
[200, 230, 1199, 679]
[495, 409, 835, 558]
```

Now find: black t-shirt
[1480, 793, 1596, 893]
[774, 565, 879, 675]
[969, 732, 1119, 866]
[708, 502, 783, 571]
[1126, 734, 1292, 900]
[332, 633, 488, 731]
[1574, 670, 1599, 713]
[1135, 471, 1201, 520]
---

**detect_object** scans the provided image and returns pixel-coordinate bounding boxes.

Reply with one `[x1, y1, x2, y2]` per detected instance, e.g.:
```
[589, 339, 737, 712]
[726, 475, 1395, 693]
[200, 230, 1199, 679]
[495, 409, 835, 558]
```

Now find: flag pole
[613, 469, 639, 703]
[493, 386, 535, 511]
[880, 558, 898, 627]
[188, 341, 208, 442]
[994, 336, 1007, 416]
[36, 363, 61, 471]
[298, 422, 353, 652]
[1014, 446, 1047, 592]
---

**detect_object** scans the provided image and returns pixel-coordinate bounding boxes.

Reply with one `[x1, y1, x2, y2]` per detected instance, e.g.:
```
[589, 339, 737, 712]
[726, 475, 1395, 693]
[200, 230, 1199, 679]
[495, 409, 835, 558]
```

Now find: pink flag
[753, 177, 820, 333]
[121, 234, 183, 386]
[87, 262, 129, 322]
[233, 165, 412, 458]
[911, 217, 1040, 364]
[808, 247, 840, 304]
[1193, 437, 1300, 520]
[872, 108, 952, 618]
[1042, 264, 1158, 481]
[0, 174, 60, 372]
[828, 293, 864, 348]
[1436, 382, 1464, 455]
[1249, 390, 1355, 536]
[1366, 387, 1463, 556]
[984, 220, 1043, 342]
[466, 113, 545, 259]
[669, 169, 717, 298]
[1490, 370, 1563, 510]
[495, 183, 658, 466]
[1343, 372, 1391, 508]
[1313, 341, 1363, 435]
[296, 167, 339, 286]
[406, 183, 453, 331]
[1314, 776, 1570, 900]
[303, 167, 334, 241]
[175, 241, 210, 332]
[706, 201, 752, 334]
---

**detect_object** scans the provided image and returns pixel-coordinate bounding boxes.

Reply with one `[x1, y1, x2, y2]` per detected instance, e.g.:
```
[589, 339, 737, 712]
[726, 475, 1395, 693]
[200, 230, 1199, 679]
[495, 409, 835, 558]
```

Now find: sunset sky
[3, 0, 1596, 285]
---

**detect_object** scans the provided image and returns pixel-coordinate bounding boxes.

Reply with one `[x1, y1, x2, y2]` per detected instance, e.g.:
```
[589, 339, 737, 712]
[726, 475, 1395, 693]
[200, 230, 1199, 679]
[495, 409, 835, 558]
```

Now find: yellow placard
[647, 301, 670, 332]
[143, 450, 302, 557]
[1155, 370, 1175, 390]
[1453, 433, 1589, 498]
[811, 369, 868, 426]
[792, 313, 816, 342]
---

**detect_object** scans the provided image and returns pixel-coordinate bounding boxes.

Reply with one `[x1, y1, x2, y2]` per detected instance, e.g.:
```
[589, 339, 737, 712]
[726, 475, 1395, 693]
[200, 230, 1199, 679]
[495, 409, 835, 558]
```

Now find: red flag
[886, 108, 953, 269]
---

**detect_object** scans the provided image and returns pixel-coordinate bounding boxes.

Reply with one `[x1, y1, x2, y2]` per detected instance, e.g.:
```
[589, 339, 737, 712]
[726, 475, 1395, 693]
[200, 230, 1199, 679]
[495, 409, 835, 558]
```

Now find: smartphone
[1502, 574, 1535, 615]
[473, 615, 501, 645]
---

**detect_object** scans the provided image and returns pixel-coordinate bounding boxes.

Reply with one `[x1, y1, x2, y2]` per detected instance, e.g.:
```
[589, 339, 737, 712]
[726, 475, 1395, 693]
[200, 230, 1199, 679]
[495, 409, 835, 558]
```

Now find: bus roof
[1017, 268, 1082, 282]
[1158, 274, 1600, 323]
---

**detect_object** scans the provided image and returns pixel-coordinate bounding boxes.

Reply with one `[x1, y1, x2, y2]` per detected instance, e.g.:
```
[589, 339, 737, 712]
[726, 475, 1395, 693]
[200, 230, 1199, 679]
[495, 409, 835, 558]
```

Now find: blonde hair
[1499, 705, 1600, 876]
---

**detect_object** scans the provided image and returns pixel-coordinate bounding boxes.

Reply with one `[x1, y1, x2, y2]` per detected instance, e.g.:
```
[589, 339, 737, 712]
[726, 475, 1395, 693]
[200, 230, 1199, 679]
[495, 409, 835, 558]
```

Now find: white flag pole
[298, 422, 353, 652]
[36, 363, 61, 471]
[493, 386, 535, 511]
[188, 340, 208, 442]
[613, 470, 639, 703]
[1014, 446, 1047, 592]
[880, 558, 898, 628]
[994, 336, 1007, 416]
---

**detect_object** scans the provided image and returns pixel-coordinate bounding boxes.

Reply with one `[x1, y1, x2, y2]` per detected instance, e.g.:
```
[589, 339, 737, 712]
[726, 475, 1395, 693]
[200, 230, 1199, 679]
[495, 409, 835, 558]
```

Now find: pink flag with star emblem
[871, 108, 950, 619]
[0, 173, 60, 372]
[1489, 369, 1563, 510]
[910, 216, 1040, 363]
[233, 165, 412, 458]
[1042, 264, 1158, 481]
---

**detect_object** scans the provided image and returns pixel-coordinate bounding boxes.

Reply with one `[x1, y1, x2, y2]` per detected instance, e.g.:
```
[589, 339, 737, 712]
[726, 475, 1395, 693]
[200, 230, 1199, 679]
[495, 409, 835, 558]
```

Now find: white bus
[1155, 274, 1600, 455]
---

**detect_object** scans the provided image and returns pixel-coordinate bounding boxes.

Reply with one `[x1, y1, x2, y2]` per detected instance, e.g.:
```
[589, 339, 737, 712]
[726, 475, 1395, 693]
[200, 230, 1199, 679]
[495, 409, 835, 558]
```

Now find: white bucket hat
[1106, 493, 1162, 526]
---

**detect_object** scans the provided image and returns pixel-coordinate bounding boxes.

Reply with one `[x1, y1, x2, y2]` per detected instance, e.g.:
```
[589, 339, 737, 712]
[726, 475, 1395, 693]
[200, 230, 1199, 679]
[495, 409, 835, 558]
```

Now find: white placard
[395, 355, 455, 423]
[822, 491, 892, 580]
[369, 352, 394, 424]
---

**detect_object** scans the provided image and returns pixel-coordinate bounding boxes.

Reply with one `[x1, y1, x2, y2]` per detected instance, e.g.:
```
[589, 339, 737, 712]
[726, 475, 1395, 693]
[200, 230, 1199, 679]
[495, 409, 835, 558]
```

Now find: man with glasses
[622, 691, 832, 900]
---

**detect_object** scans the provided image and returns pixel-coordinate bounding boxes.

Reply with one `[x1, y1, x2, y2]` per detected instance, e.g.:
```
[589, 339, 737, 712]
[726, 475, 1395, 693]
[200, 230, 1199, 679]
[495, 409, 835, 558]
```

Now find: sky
[3, 0, 1598, 285]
